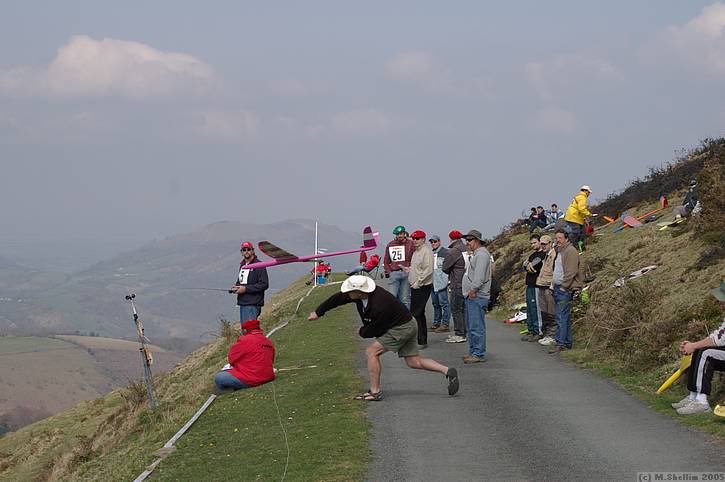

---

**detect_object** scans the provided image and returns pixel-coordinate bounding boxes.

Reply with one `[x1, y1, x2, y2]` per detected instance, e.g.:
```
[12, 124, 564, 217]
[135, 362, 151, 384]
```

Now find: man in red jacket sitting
[214, 319, 276, 394]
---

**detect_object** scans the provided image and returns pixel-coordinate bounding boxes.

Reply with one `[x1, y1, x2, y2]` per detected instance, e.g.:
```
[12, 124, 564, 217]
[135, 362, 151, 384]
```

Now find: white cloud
[524, 53, 623, 102]
[195, 109, 259, 141]
[529, 107, 578, 135]
[331, 109, 392, 137]
[386, 51, 493, 99]
[0, 35, 216, 99]
[643, 2, 725, 76]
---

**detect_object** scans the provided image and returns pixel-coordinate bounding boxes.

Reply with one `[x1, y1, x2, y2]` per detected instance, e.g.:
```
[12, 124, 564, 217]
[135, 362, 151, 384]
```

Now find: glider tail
[362, 226, 377, 249]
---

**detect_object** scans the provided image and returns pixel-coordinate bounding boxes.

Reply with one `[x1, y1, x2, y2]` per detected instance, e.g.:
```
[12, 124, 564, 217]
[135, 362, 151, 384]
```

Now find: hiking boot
[547, 345, 564, 354]
[463, 354, 485, 364]
[520, 334, 531, 341]
[430, 324, 440, 331]
[676, 400, 711, 415]
[528, 334, 542, 342]
[538, 336, 556, 346]
[446, 367, 459, 396]
[434, 325, 450, 333]
[671, 396, 693, 409]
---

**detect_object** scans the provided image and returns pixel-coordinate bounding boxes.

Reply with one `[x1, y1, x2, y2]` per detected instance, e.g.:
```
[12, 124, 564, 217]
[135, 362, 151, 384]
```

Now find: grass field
[54, 335, 168, 352]
[0, 336, 71, 355]
[0, 275, 371, 482]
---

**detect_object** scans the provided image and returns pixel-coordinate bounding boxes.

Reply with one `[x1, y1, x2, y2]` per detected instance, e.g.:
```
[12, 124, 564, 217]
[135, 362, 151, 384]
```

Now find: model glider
[242, 226, 378, 270]
[656, 354, 692, 394]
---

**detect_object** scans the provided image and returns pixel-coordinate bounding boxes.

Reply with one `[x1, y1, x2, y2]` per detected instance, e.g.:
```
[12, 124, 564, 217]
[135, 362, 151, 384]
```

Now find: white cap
[341, 275, 376, 293]
[580, 185, 592, 192]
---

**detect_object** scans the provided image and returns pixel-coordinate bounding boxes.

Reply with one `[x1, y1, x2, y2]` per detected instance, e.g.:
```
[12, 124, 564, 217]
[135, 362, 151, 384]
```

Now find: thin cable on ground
[270, 381, 290, 482]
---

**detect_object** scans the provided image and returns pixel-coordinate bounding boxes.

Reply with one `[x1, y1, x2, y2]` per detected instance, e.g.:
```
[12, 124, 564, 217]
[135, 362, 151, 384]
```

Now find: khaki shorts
[536, 286, 555, 315]
[377, 319, 418, 357]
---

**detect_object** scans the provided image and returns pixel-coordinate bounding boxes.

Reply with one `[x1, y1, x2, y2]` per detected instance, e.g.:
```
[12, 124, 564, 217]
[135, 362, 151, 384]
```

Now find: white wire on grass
[270, 381, 290, 482]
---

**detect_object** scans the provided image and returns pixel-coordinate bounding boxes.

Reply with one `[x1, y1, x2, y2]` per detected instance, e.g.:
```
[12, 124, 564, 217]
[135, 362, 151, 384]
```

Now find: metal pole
[314, 221, 318, 287]
[125, 294, 156, 409]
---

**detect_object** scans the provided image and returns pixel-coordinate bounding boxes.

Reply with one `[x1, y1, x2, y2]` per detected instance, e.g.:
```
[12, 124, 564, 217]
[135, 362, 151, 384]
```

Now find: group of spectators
[526, 185, 595, 251]
[379, 226, 493, 364]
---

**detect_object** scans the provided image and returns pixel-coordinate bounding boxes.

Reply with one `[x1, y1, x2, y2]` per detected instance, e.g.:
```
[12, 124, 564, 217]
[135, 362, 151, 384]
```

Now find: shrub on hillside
[693, 139, 725, 251]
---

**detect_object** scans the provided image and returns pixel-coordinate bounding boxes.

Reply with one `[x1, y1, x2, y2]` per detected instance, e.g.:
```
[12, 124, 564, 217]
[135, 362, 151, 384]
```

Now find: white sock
[689, 391, 697, 400]
[695, 393, 708, 403]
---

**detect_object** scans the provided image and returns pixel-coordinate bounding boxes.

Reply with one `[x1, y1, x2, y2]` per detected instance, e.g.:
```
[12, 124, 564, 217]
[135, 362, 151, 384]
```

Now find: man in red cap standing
[231, 241, 269, 323]
[214, 319, 276, 394]
[442, 230, 468, 343]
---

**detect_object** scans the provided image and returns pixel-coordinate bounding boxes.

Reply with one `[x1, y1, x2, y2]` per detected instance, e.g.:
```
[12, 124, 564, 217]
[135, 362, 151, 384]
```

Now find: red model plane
[242, 226, 378, 270]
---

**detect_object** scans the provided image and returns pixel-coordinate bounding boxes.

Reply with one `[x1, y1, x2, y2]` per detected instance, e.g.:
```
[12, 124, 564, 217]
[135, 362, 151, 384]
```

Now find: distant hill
[0, 220, 365, 348]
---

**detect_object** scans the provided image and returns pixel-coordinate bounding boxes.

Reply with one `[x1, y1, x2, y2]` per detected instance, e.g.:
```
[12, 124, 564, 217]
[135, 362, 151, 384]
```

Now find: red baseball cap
[411, 230, 426, 239]
[240, 241, 253, 249]
[241, 319, 260, 332]
[449, 230, 462, 239]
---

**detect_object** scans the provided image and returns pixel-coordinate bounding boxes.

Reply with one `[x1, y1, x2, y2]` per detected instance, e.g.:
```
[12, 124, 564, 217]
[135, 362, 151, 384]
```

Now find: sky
[2, 1, 724, 268]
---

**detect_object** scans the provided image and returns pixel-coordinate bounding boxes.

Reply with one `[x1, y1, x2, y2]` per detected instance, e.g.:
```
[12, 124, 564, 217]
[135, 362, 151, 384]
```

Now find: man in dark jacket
[442, 230, 467, 343]
[522, 234, 546, 341]
[231, 241, 269, 323]
[213, 318, 276, 394]
[308, 275, 459, 401]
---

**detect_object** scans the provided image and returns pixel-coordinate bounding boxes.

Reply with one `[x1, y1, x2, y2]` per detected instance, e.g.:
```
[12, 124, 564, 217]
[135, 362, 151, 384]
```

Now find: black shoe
[446, 367, 459, 396]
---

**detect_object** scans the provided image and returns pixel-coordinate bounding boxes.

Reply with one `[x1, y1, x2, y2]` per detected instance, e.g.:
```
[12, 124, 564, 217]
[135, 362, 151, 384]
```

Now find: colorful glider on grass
[242, 226, 378, 270]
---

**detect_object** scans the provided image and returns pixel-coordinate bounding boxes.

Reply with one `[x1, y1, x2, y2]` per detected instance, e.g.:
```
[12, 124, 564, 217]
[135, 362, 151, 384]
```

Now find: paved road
[362, 297, 725, 481]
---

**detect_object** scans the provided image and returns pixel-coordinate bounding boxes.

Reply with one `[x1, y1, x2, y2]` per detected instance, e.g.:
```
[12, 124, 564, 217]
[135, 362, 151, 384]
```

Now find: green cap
[393, 225, 406, 235]
[713, 281, 725, 302]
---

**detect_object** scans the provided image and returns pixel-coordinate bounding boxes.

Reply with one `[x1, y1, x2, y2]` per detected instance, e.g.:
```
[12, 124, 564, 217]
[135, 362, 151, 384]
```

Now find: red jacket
[365, 254, 380, 271]
[383, 238, 415, 274]
[227, 331, 276, 386]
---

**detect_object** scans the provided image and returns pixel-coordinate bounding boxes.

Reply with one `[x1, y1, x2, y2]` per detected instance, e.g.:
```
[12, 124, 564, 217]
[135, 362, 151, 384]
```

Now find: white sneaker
[538, 336, 556, 346]
[446, 335, 466, 343]
[676, 400, 711, 415]
[671, 396, 692, 409]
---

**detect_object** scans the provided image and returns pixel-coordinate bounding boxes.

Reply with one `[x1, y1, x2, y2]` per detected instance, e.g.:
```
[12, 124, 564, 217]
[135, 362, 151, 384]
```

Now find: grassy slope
[0, 275, 369, 481]
[490, 188, 725, 438]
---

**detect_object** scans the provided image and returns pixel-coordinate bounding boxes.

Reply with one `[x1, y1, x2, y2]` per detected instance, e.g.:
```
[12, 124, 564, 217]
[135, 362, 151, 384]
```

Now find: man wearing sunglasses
[231, 241, 270, 323]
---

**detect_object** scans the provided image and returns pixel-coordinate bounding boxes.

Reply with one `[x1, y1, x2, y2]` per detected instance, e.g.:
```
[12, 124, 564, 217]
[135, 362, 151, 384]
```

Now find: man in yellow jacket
[564, 185, 593, 249]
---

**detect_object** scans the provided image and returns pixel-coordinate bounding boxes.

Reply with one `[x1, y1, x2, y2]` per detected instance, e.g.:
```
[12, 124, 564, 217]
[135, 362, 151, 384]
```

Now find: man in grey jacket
[462, 229, 492, 363]
[548, 228, 583, 354]
[442, 230, 468, 343]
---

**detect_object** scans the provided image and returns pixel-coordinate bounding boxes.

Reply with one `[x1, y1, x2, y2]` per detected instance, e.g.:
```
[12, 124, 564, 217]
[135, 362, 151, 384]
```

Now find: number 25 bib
[389, 245, 405, 263]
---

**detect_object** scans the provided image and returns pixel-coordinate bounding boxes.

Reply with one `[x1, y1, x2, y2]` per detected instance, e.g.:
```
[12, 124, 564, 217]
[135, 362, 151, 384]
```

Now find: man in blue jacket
[231, 241, 269, 323]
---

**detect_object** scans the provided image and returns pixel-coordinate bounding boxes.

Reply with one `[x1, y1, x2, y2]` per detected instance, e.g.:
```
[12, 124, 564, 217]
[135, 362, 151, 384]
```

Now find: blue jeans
[431, 288, 450, 326]
[240, 305, 261, 323]
[388, 270, 411, 309]
[553, 286, 573, 348]
[465, 296, 488, 357]
[214, 371, 250, 391]
[525, 286, 540, 335]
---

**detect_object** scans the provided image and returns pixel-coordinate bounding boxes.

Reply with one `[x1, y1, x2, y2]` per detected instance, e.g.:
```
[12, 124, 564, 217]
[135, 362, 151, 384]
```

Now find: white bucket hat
[341, 275, 376, 293]
[580, 185, 592, 192]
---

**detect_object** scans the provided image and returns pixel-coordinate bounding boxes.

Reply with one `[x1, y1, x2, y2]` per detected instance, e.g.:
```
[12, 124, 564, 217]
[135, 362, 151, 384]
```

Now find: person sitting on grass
[308, 275, 459, 401]
[672, 280, 725, 415]
[214, 319, 276, 394]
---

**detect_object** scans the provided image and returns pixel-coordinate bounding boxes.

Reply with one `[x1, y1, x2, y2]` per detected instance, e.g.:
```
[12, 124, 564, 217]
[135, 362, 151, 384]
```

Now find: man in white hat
[563, 185, 594, 249]
[308, 275, 459, 401]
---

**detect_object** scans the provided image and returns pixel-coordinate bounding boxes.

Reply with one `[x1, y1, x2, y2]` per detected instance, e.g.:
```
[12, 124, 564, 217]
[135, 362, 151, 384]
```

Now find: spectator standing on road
[564, 186, 593, 249]
[672, 281, 725, 415]
[548, 229, 583, 354]
[213, 319, 276, 394]
[535, 235, 558, 346]
[383, 225, 415, 309]
[308, 276, 459, 401]
[522, 234, 546, 342]
[429, 235, 451, 333]
[462, 229, 492, 364]
[231, 241, 269, 323]
[403, 230, 434, 348]
[442, 230, 468, 343]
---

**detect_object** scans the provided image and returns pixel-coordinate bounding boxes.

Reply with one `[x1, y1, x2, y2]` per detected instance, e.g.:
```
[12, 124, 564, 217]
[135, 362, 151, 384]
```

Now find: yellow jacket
[564, 191, 591, 225]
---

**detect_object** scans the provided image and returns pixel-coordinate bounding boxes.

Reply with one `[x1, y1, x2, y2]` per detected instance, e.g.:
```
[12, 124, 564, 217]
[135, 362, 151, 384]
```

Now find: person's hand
[235, 286, 246, 294]
[411, 283, 419, 290]
[308, 311, 319, 321]
[468, 290, 476, 300]
[401, 266, 411, 273]
[680, 341, 695, 355]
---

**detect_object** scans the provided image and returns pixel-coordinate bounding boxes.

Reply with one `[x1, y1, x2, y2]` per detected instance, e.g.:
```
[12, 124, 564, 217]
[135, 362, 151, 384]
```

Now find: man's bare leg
[366, 341, 388, 393]
[404, 355, 448, 374]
